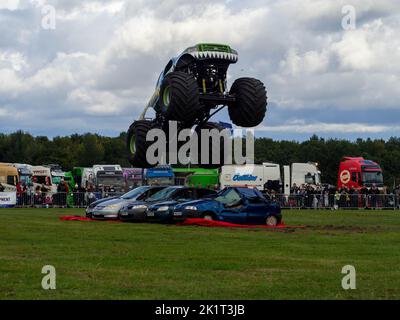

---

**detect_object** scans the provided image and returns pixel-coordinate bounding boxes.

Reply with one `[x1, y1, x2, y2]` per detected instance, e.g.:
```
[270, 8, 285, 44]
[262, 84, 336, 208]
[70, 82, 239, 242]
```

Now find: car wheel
[266, 215, 278, 226]
[203, 214, 214, 221]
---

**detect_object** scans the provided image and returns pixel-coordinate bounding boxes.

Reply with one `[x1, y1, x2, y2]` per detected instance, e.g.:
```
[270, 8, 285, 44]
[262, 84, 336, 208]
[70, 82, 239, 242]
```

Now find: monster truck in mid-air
[127, 43, 267, 168]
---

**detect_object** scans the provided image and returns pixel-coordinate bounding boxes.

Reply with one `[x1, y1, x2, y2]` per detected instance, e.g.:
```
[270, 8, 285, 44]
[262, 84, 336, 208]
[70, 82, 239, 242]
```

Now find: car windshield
[121, 186, 149, 200]
[215, 189, 242, 205]
[362, 171, 383, 184]
[146, 187, 178, 202]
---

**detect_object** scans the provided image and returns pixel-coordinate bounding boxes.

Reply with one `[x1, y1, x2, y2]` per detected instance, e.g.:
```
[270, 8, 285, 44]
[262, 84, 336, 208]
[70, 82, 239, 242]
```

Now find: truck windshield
[20, 175, 31, 184]
[97, 176, 124, 186]
[304, 173, 317, 185]
[362, 171, 383, 184]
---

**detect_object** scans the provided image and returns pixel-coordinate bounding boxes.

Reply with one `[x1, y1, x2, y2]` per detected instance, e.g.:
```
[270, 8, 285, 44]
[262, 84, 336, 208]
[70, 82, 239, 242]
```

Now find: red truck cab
[337, 157, 384, 190]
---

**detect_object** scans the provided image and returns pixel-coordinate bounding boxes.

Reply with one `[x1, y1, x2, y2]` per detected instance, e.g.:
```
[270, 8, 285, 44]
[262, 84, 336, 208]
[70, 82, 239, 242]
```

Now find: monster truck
[127, 43, 267, 168]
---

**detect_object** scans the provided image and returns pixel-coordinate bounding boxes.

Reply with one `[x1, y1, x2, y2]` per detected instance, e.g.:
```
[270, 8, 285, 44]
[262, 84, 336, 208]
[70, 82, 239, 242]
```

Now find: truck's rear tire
[196, 122, 228, 169]
[127, 120, 157, 168]
[229, 78, 267, 127]
[160, 71, 200, 122]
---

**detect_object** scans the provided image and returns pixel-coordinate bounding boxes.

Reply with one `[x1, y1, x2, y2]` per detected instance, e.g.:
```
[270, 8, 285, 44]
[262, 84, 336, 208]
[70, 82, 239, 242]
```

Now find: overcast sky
[0, 0, 399, 140]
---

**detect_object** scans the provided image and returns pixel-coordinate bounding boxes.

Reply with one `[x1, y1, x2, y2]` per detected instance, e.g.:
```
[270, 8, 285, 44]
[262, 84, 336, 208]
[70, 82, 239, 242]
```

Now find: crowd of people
[266, 183, 399, 209]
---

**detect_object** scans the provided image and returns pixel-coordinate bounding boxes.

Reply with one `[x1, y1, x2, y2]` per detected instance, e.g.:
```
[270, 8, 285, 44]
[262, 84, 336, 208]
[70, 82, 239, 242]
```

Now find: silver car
[90, 186, 166, 220]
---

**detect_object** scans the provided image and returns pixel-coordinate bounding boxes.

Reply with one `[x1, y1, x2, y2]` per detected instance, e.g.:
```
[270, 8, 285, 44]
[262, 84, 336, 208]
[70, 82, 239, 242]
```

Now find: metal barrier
[274, 194, 398, 210]
[7, 192, 400, 210]
[14, 192, 125, 208]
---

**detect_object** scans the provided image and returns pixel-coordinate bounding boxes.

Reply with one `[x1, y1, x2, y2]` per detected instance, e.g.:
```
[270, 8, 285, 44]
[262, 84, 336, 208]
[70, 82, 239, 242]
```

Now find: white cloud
[0, 0, 399, 138]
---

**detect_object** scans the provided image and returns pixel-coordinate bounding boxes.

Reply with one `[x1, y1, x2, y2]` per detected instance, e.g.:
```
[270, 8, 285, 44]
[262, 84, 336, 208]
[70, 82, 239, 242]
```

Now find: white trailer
[220, 162, 281, 190]
[283, 162, 321, 195]
[221, 162, 322, 194]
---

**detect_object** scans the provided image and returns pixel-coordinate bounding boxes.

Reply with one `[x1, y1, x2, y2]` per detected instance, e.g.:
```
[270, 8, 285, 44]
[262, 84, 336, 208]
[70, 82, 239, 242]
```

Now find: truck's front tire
[229, 78, 267, 127]
[160, 71, 200, 123]
[127, 120, 157, 168]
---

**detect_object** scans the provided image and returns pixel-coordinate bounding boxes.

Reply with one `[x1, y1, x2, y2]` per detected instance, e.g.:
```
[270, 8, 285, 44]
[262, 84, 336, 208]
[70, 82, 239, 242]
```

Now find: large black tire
[127, 120, 157, 168]
[229, 78, 267, 127]
[196, 122, 228, 169]
[159, 71, 200, 122]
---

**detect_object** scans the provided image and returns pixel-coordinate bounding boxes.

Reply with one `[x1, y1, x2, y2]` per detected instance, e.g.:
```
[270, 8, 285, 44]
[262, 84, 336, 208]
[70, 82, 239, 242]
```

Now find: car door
[218, 189, 248, 224]
[245, 196, 269, 224]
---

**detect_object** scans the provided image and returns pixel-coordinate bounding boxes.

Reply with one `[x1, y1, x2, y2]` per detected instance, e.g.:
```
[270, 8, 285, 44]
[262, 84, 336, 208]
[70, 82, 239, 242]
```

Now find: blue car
[172, 187, 282, 226]
[146, 188, 217, 223]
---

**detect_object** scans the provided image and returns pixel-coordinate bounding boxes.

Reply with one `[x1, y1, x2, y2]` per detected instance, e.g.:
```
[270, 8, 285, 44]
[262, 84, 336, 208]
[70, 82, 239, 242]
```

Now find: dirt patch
[306, 225, 381, 233]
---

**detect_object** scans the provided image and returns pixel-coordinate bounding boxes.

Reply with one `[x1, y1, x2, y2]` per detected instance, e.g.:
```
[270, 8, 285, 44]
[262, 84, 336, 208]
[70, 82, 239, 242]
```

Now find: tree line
[1, 131, 399, 188]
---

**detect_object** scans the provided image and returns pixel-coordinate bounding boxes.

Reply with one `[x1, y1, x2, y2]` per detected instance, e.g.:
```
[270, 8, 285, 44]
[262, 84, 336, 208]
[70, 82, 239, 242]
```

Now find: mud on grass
[0, 208, 399, 299]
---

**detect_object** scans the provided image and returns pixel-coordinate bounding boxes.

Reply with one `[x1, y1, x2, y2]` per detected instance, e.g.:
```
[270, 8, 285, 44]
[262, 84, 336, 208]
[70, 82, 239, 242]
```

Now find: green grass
[0, 208, 399, 300]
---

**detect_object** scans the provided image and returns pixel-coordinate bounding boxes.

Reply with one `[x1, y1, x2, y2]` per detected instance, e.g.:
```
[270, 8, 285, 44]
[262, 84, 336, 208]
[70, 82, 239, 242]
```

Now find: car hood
[175, 199, 219, 209]
[89, 196, 119, 208]
[95, 198, 130, 208]
[148, 200, 179, 209]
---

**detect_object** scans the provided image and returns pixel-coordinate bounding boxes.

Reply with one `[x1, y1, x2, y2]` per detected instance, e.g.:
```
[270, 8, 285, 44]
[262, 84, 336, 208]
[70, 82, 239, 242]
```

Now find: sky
[0, 0, 399, 141]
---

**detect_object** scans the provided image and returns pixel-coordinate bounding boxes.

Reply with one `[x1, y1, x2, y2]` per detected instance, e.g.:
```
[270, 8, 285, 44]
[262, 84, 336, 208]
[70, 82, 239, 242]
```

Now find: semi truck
[220, 162, 321, 194]
[93, 165, 124, 191]
[173, 167, 219, 188]
[337, 157, 384, 190]
[145, 165, 174, 186]
[123, 168, 144, 189]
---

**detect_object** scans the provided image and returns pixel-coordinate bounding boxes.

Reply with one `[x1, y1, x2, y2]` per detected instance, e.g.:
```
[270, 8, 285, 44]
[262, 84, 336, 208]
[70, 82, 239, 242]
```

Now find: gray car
[90, 186, 166, 220]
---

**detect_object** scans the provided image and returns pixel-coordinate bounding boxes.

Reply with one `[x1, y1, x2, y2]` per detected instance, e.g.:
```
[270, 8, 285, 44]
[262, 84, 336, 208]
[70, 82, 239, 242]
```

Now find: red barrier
[177, 218, 305, 229]
[59, 216, 121, 223]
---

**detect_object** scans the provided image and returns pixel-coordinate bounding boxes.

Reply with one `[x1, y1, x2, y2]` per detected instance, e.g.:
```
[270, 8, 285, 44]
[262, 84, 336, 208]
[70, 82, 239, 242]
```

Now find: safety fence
[3, 192, 125, 208]
[272, 194, 399, 210]
[1, 192, 399, 210]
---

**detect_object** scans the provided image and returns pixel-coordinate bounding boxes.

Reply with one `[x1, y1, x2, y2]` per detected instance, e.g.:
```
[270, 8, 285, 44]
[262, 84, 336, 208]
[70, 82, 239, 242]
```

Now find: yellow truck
[0, 164, 19, 192]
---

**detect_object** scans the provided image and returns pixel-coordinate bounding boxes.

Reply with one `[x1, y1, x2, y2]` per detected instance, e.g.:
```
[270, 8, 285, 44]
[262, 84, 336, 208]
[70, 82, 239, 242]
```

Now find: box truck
[220, 162, 321, 194]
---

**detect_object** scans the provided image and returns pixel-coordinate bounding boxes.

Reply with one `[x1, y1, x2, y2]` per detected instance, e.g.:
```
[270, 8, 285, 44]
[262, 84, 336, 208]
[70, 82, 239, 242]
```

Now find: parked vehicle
[145, 165, 174, 186]
[12, 164, 32, 186]
[173, 167, 219, 188]
[119, 186, 205, 222]
[221, 162, 321, 194]
[90, 186, 166, 220]
[173, 187, 282, 226]
[283, 162, 321, 195]
[220, 162, 281, 190]
[81, 167, 95, 189]
[31, 166, 57, 193]
[337, 157, 384, 190]
[123, 168, 144, 190]
[127, 43, 267, 169]
[0, 164, 19, 192]
[93, 164, 125, 192]
[146, 188, 217, 223]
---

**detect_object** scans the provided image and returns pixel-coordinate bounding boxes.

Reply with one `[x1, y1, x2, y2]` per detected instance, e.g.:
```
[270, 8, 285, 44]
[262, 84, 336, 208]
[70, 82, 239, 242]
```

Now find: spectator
[0, 182, 4, 192]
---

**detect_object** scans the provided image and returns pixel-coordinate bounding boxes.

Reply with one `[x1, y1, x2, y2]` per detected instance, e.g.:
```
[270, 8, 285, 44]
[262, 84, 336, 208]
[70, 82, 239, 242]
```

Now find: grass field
[0, 208, 399, 300]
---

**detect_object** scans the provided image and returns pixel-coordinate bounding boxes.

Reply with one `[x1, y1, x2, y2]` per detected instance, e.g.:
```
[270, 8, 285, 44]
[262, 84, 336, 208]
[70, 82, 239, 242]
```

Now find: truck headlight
[157, 206, 170, 212]
[185, 206, 197, 211]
